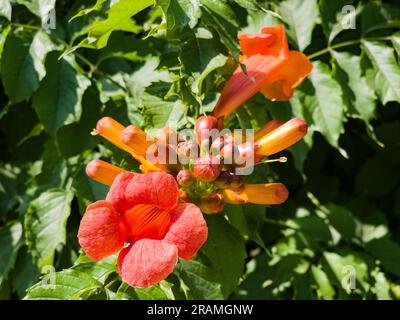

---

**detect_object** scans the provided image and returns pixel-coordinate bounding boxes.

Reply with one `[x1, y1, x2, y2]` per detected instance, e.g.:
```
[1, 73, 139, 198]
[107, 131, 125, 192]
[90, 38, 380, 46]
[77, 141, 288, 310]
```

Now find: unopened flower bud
[193, 156, 221, 182]
[195, 115, 218, 146]
[177, 169, 194, 187]
[210, 136, 225, 155]
[198, 193, 225, 214]
[156, 127, 178, 145]
[214, 171, 231, 189]
[220, 142, 237, 166]
[177, 140, 199, 165]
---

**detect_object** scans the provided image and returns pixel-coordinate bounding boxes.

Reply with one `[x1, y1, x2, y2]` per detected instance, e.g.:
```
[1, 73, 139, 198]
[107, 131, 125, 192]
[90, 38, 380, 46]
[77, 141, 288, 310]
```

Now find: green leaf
[113, 282, 168, 300]
[16, 0, 56, 18]
[157, 0, 201, 31]
[362, 40, 400, 105]
[319, 0, 357, 43]
[325, 204, 356, 241]
[25, 269, 103, 300]
[277, 0, 318, 51]
[56, 86, 101, 158]
[287, 215, 331, 242]
[392, 32, 400, 56]
[0, 221, 23, 285]
[333, 51, 376, 122]
[371, 268, 392, 300]
[175, 259, 223, 299]
[300, 61, 345, 149]
[225, 203, 265, 249]
[200, 0, 240, 60]
[0, 0, 12, 20]
[33, 52, 91, 135]
[355, 155, 400, 197]
[124, 56, 171, 110]
[11, 248, 40, 298]
[179, 28, 227, 95]
[72, 166, 108, 213]
[361, 1, 400, 35]
[241, 8, 280, 34]
[323, 251, 370, 293]
[78, 0, 155, 49]
[231, 0, 257, 10]
[200, 215, 246, 298]
[1, 30, 57, 103]
[72, 254, 117, 283]
[143, 93, 185, 128]
[311, 265, 335, 299]
[24, 188, 74, 268]
[0, 25, 11, 61]
[69, 0, 108, 21]
[366, 238, 400, 278]
[0, 165, 19, 216]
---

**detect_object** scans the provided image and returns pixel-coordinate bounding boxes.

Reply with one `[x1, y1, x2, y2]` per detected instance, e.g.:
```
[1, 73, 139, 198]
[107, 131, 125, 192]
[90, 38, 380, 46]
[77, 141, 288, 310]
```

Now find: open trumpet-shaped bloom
[78, 171, 208, 287]
[213, 25, 313, 118]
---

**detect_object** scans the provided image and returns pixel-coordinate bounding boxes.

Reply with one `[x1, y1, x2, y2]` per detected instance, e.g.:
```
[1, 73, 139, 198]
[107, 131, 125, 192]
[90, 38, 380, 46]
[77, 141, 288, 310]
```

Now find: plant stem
[307, 36, 392, 60]
[10, 23, 42, 31]
[263, 217, 292, 228]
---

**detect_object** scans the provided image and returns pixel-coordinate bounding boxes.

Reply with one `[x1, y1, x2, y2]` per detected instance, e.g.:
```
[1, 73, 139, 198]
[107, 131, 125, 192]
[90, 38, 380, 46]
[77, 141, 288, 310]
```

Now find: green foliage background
[0, 0, 400, 300]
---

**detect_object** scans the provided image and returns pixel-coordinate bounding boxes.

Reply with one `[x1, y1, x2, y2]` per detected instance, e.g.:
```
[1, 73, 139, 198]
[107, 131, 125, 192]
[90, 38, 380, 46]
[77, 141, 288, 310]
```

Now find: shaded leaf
[179, 28, 227, 95]
[1, 30, 57, 103]
[200, 215, 246, 298]
[24, 188, 74, 267]
[33, 52, 91, 135]
[175, 259, 223, 300]
[319, 0, 357, 43]
[157, 0, 201, 31]
[0, 221, 23, 285]
[333, 51, 376, 122]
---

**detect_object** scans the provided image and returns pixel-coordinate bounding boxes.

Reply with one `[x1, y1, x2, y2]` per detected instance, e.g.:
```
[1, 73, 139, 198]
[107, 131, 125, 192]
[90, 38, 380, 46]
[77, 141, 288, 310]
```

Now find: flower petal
[255, 118, 308, 157]
[222, 183, 289, 205]
[124, 204, 171, 241]
[125, 172, 179, 210]
[213, 25, 289, 118]
[96, 117, 133, 154]
[254, 120, 284, 141]
[85, 160, 125, 187]
[106, 172, 136, 213]
[78, 201, 127, 261]
[164, 203, 208, 260]
[121, 125, 153, 157]
[121, 126, 169, 172]
[238, 33, 276, 61]
[261, 51, 313, 101]
[118, 239, 178, 288]
[95, 117, 161, 172]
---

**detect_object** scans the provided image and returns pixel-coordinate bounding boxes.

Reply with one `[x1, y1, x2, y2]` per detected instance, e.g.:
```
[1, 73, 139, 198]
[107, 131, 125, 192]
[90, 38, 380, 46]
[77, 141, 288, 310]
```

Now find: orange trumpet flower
[255, 118, 308, 157]
[86, 159, 127, 186]
[222, 183, 288, 205]
[254, 119, 284, 141]
[213, 25, 313, 119]
[93, 117, 161, 172]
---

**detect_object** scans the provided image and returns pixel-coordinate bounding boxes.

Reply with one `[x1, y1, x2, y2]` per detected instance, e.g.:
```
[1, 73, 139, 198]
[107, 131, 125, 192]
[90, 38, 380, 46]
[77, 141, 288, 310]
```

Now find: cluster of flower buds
[86, 24, 312, 216]
[87, 113, 308, 215]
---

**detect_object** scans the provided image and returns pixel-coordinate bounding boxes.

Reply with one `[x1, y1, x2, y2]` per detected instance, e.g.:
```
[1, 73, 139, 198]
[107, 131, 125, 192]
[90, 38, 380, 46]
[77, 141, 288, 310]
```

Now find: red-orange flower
[213, 25, 313, 118]
[78, 171, 208, 288]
